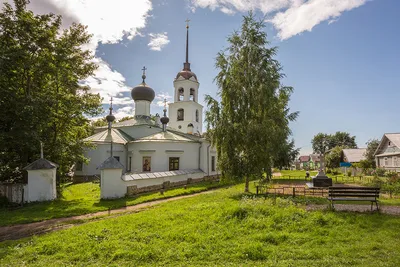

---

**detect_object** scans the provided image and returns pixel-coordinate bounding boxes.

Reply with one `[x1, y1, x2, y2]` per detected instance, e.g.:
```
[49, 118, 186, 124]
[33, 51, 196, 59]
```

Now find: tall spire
[106, 97, 115, 157]
[183, 19, 191, 71]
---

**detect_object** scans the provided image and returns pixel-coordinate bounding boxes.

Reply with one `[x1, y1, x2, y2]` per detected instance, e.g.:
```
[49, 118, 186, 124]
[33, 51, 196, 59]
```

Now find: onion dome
[160, 115, 169, 125]
[106, 98, 115, 123]
[131, 67, 155, 102]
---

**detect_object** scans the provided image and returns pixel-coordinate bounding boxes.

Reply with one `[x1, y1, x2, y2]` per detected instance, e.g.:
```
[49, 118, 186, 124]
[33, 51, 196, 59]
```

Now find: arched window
[178, 88, 184, 101]
[195, 109, 199, 122]
[177, 109, 184, 121]
[190, 88, 195, 101]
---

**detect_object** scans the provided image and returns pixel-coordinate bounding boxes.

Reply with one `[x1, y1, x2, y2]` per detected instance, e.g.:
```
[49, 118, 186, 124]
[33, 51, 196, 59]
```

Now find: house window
[129, 156, 132, 171]
[196, 109, 199, 122]
[114, 156, 120, 162]
[169, 157, 179, 171]
[394, 157, 398, 167]
[178, 88, 184, 101]
[211, 156, 216, 171]
[76, 161, 83, 171]
[142, 156, 151, 172]
[384, 157, 388, 166]
[177, 109, 184, 121]
[389, 141, 391, 146]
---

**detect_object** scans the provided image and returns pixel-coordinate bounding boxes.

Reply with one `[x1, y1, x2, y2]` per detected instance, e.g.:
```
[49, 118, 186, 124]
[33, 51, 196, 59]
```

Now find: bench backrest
[328, 187, 380, 199]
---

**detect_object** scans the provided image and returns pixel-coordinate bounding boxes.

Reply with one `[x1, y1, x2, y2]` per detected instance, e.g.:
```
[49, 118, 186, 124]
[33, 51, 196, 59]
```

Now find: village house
[374, 133, 400, 172]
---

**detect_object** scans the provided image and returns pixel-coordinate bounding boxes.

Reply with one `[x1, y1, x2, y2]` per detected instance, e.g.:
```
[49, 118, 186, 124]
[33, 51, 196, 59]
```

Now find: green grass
[0, 180, 226, 227]
[1, 183, 400, 266]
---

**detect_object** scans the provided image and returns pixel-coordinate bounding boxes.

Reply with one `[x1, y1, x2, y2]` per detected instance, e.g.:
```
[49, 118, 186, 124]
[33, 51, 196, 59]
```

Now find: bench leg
[376, 201, 379, 211]
[371, 202, 373, 211]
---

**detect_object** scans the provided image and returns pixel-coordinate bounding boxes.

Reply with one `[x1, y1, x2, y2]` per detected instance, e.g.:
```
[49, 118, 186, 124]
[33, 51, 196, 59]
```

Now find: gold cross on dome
[164, 98, 167, 108]
[185, 18, 190, 28]
[142, 66, 147, 75]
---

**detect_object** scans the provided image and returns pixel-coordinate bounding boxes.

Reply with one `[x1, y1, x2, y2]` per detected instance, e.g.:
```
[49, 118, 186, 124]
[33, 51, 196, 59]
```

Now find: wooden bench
[328, 186, 380, 211]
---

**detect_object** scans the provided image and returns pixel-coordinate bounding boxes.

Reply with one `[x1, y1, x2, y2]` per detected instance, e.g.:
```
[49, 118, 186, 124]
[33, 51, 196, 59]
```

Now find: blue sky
[10, 0, 400, 154]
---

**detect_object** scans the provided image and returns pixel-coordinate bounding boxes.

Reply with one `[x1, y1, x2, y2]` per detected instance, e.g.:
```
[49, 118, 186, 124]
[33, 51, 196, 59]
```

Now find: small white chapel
[75, 23, 218, 198]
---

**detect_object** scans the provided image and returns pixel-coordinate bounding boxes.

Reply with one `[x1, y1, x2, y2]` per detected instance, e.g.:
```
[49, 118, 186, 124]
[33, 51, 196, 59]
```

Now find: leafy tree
[325, 146, 343, 169]
[273, 139, 300, 170]
[118, 116, 134, 122]
[329, 131, 357, 149]
[312, 133, 330, 155]
[364, 138, 380, 168]
[205, 13, 298, 192]
[312, 132, 357, 154]
[0, 0, 102, 182]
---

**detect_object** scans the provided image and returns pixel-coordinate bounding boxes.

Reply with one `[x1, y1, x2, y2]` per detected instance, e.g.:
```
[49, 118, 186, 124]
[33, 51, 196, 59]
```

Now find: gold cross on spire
[109, 96, 113, 112]
[163, 98, 167, 109]
[142, 66, 147, 75]
[185, 18, 190, 29]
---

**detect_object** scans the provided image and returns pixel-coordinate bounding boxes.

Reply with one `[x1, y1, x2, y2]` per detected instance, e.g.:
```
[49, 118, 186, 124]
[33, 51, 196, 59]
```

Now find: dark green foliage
[205, 12, 298, 192]
[312, 132, 357, 154]
[365, 139, 380, 168]
[0, 0, 102, 181]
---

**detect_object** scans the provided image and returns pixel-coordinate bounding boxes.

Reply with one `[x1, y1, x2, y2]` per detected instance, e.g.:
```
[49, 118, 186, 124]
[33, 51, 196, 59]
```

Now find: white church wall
[26, 168, 56, 202]
[100, 168, 125, 199]
[200, 141, 218, 177]
[77, 144, 127, 176]
[128, 142, 200, 173]
[168, 101, 203, 134]
[134, 100, 151, 116]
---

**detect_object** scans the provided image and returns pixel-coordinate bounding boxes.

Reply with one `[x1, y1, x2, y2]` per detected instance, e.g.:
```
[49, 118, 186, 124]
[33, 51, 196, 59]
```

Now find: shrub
[326, 169, 332, 174]
[331, 169, 340, 175]
[375, 168, 386, 177]
[347, 170, 352, 177]
[0, 196, 8, 207]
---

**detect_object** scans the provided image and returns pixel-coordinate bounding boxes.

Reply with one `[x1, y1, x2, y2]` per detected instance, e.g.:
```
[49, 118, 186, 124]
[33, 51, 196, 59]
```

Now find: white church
[75, 24, 218, 198]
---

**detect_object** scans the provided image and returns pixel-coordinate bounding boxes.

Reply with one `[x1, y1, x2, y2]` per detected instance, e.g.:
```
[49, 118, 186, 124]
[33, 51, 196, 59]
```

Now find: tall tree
[205, 13, 298, 192]
[364, 138, 380, 168]
[312, 131, 357, 154]
[0, 0, 102, 182]
[273, 139, 300, 170]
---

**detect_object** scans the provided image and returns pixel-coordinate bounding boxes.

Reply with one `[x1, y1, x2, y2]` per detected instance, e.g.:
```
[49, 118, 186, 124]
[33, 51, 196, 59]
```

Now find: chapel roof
[23, 158, 58, 170]
[84, 128, 132, 144]
[133, 131, 197, 143]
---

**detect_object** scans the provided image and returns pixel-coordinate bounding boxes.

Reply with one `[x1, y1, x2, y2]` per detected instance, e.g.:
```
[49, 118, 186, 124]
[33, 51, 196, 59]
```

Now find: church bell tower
[168, 20, 203, 135]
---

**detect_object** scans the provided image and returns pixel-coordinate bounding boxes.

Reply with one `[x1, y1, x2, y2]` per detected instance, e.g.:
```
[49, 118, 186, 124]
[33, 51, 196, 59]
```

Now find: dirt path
[0, 190, 216, 242]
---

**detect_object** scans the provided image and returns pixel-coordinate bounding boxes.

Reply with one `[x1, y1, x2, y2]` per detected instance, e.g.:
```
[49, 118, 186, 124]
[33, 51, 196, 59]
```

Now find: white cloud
[113, 106, 135, 119]
[190, 0, 368, 40]
[148, 32, 170, 51]
[11, 0, 153, 103]
[269, 0, 367, 40]
[154, 92, 173, 107]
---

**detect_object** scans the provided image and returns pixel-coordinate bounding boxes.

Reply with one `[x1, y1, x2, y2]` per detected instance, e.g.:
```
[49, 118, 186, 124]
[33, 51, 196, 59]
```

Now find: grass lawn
[1, 183, 400, 266]
[0, 180, 226, 227]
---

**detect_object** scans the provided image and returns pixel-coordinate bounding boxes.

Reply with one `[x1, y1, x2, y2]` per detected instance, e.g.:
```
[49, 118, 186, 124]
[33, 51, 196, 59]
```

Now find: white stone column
[98, 157, 126, 199]
[23, 158, 58, 202]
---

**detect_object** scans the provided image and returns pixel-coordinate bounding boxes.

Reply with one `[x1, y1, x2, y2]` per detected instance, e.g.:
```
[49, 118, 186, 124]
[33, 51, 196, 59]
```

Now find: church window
[190, 88, 195, 101]
[76, 161, 83, 171]
[129, 157, 132, 171]
[178, 88, 184, 101]
[196, 109, 199, 122]
[114, 156, 120, 162]
[211, 156, 216, 171]
[142, 156, 151, 172]
[177, 109, 184, 121]
[169, 157, 179, 171]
